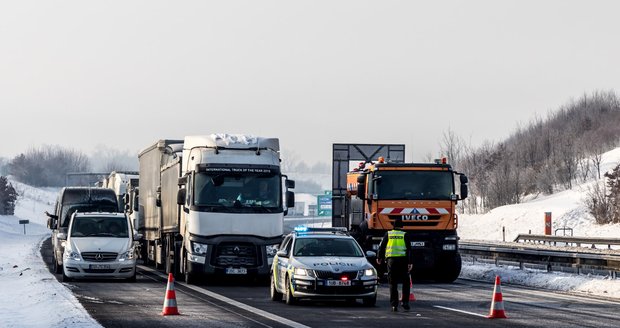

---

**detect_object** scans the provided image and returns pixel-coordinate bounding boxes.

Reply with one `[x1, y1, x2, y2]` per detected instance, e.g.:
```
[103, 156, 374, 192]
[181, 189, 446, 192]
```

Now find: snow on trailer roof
[184, 134, 280, 152]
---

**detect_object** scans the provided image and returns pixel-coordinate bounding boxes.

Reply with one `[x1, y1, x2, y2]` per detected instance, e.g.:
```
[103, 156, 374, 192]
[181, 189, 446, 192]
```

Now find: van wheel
[270, 273, 282, 301]
[61, 268, 72, 282]
[285, 276, 297, 305]
[53, 255, 62, 274]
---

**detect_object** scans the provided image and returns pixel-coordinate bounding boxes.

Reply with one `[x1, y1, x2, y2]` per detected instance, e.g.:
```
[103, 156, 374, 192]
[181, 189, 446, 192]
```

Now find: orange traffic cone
[161, 273, 180, 316]
[399, 275, 416, 303]
[408, 275, 416, 302]
[486, 275, 507, 319]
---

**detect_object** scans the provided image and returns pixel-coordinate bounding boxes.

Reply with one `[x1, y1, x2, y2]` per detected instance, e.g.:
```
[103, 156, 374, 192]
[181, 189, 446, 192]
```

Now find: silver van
[60, 212, 138, 282]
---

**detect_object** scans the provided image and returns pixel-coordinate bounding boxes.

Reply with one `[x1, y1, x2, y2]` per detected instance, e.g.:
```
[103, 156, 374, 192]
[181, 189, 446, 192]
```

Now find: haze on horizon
[1, 1, 619, 165]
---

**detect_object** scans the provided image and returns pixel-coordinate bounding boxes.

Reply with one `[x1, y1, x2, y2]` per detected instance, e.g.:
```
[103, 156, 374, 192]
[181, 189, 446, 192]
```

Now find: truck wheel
[285, 276, 297, 305]
[183, 253, 196, 285]
[270, 273, 282, 301]
[435, 253, 462, 283]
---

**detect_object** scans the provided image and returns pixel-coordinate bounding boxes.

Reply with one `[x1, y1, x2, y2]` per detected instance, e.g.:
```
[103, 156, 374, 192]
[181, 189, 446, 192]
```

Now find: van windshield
[70, 216, 129, 238]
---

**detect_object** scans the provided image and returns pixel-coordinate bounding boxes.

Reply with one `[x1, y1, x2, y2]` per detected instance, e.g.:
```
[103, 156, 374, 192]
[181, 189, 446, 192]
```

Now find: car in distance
[270, 227, 378, 306]
[60, 212, 139, 282]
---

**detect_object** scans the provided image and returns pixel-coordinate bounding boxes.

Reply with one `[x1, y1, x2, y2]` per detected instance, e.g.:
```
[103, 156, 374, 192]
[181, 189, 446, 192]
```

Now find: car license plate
[326, 280, 351, 287]
[225, 267, 247, 275]
[411, 241, 425, 247]
[89, 264, 110, 270]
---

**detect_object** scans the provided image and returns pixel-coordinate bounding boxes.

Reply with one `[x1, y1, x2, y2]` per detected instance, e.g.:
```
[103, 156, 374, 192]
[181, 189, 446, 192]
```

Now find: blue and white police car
[270, 227, 378, 306]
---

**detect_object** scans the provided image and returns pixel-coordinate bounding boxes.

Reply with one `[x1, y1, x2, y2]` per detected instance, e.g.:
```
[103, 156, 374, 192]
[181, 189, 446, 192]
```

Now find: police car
[270, 226, 378, 306]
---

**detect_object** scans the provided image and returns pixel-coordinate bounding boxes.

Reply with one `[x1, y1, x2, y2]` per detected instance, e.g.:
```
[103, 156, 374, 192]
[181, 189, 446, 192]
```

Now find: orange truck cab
[345, 157, 468, 282]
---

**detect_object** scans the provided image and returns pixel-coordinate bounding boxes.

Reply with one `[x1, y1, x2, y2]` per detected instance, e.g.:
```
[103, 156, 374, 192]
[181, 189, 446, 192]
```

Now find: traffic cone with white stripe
[486, 275, 507, 319]
[161, 273, 180, 315]
[408, 275, 416, 302]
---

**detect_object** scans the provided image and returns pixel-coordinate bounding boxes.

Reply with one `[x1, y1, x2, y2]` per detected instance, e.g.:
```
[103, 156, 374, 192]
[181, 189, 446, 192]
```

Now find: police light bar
[293, 226, 348, 234]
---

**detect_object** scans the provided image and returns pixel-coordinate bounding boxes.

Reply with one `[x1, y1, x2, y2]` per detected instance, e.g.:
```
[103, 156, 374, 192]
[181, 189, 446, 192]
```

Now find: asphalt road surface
[41, 236, 620, 328]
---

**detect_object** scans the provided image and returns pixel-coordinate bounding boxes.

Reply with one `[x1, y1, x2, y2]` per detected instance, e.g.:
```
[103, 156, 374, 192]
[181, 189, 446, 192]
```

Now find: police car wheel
[362, 295, 377, 307]
[270, 274, 282, 301]
[285, 276, 297, 305]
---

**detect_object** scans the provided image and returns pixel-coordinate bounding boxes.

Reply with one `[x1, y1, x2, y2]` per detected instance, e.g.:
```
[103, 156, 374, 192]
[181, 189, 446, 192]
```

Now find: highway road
[41, 236, 620, 328]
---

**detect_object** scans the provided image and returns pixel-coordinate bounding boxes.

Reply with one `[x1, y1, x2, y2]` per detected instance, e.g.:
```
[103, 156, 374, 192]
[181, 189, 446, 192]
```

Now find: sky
[4, 144, 620, 326]
[1, 1, 620, 164]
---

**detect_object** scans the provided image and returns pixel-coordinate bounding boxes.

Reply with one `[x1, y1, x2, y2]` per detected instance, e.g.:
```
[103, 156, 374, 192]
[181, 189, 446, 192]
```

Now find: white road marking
[433, 305, 487, 318]
[140, 266, 311, 328]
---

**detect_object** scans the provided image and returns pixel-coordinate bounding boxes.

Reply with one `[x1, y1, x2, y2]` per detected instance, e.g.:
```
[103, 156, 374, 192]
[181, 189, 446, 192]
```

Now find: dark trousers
[387, 257, 410, 307]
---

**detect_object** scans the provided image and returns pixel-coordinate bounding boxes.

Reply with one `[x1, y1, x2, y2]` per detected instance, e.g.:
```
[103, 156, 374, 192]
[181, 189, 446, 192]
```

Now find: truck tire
[183, 251, 196, 285]
[270, 273, 282, 301]
[435, 253, 462, 283]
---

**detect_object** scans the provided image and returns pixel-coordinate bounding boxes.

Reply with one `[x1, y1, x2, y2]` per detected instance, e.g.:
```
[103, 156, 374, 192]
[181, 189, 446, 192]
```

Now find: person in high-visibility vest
[377, 218, 413, 312]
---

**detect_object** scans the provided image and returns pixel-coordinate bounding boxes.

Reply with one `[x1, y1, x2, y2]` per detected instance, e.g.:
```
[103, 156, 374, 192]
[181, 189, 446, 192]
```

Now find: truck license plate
[326, 280, 351, 287]
[89, 264, 110, 270]
[411, 241, 425, 247]
[225, 267, 247, 275]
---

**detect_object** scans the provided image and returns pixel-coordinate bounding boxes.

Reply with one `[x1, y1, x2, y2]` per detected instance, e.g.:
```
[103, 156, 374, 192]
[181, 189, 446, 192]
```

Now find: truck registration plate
[225, 267, 247, 275]
[411, 241, 425, 247]
[89, 264, 110, 270]
[326, 280, 351, 287]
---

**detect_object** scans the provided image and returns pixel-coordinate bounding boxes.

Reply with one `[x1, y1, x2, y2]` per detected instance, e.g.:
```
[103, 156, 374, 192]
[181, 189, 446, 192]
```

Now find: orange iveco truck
[332, 144, 468, 283]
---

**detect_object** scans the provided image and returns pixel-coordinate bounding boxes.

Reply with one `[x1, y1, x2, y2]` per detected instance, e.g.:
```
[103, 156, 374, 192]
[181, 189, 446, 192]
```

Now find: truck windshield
[374, 170, 454, 200]
[194, 172, 281, 211]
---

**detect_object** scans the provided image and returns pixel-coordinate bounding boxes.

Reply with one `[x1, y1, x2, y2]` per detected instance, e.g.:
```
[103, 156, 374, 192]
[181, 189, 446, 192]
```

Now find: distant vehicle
[100, 171, 140, 230]
[60, 212, 138, 282]
[138, 135, 295, 283]
[270, 227, 378, 306]
[46, 187, 120, 274]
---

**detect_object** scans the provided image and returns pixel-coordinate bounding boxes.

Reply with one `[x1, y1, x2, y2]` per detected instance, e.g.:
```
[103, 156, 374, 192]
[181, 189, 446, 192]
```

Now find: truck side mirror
[177, 189, 186, 205]
[286, 191, 295, 208]
[156, 186, 162, 207]
[57, 232, 67, 241]
[285, 179, 295, 189]
[356, 175, 366, 200]
[459, 174, 469, 200]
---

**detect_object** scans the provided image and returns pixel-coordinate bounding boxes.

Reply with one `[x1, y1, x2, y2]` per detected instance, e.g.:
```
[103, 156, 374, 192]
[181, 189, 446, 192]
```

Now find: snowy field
[3, 148, 620, 326]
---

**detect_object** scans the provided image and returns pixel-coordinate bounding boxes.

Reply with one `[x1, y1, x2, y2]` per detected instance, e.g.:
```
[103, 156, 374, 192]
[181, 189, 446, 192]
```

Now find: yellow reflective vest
[385, 230, 406, 258]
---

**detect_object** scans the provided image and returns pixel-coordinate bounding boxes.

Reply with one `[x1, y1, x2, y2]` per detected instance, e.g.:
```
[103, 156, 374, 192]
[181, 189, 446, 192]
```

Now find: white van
[60, 212, 139, 282]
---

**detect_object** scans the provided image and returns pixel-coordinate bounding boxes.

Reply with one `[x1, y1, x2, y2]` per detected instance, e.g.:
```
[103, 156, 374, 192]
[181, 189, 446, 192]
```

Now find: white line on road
[140, 266, 311, 328]
[433, 305, 487, 318]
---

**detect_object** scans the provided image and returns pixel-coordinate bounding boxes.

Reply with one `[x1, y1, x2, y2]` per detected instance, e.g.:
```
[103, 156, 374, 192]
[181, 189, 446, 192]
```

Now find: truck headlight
[191, 242, 208, 255]
[443, 244, 456, 251]
[119, 247, 135, 261]
[64, 250, 81, 261]
[266, 244, 279, 257]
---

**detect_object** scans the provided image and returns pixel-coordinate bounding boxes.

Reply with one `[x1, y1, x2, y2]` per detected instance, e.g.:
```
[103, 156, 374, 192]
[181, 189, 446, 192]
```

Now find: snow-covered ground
[0, 181, 101, 328]
[3, 147, 620, 327]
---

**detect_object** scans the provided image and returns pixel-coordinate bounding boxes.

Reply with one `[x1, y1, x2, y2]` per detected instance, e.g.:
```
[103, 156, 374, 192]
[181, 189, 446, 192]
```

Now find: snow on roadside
[0, 179, 101, 328]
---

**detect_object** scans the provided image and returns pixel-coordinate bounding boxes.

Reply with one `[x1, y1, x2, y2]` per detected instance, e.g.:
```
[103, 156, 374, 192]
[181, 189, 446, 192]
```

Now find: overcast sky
[1, 0, 619, 164]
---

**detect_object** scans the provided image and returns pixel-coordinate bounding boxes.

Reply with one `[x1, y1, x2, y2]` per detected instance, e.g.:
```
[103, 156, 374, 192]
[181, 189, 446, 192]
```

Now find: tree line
[443, 90, 620, 223]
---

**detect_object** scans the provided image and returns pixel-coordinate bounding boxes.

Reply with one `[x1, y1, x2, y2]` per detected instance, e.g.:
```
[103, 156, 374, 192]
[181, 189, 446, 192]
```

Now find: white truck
[102, 171, 140, 228]
[138, 134, 295, 283]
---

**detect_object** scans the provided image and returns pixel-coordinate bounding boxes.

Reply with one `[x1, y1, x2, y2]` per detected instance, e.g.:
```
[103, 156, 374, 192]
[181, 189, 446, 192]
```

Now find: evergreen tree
[0, 176, 18, 215]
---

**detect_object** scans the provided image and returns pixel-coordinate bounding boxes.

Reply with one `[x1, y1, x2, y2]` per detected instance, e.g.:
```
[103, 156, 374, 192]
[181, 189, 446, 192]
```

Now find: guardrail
[459, 241, 620, 278]
[513, 234, 620, 249]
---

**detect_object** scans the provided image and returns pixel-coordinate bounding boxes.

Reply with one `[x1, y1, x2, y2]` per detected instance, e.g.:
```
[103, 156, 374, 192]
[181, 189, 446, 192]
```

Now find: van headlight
[64, 249, 81, 261]
[191, 242, 208, 255]
[266, 244, 279, 257]
[119, 247, 135, 261]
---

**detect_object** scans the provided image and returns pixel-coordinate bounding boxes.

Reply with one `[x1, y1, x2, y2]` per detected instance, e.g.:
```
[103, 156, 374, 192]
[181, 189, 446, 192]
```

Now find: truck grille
[313, 270, 358, 280]
[214, 244, 258, 267]
[81, 252, 118, 262]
